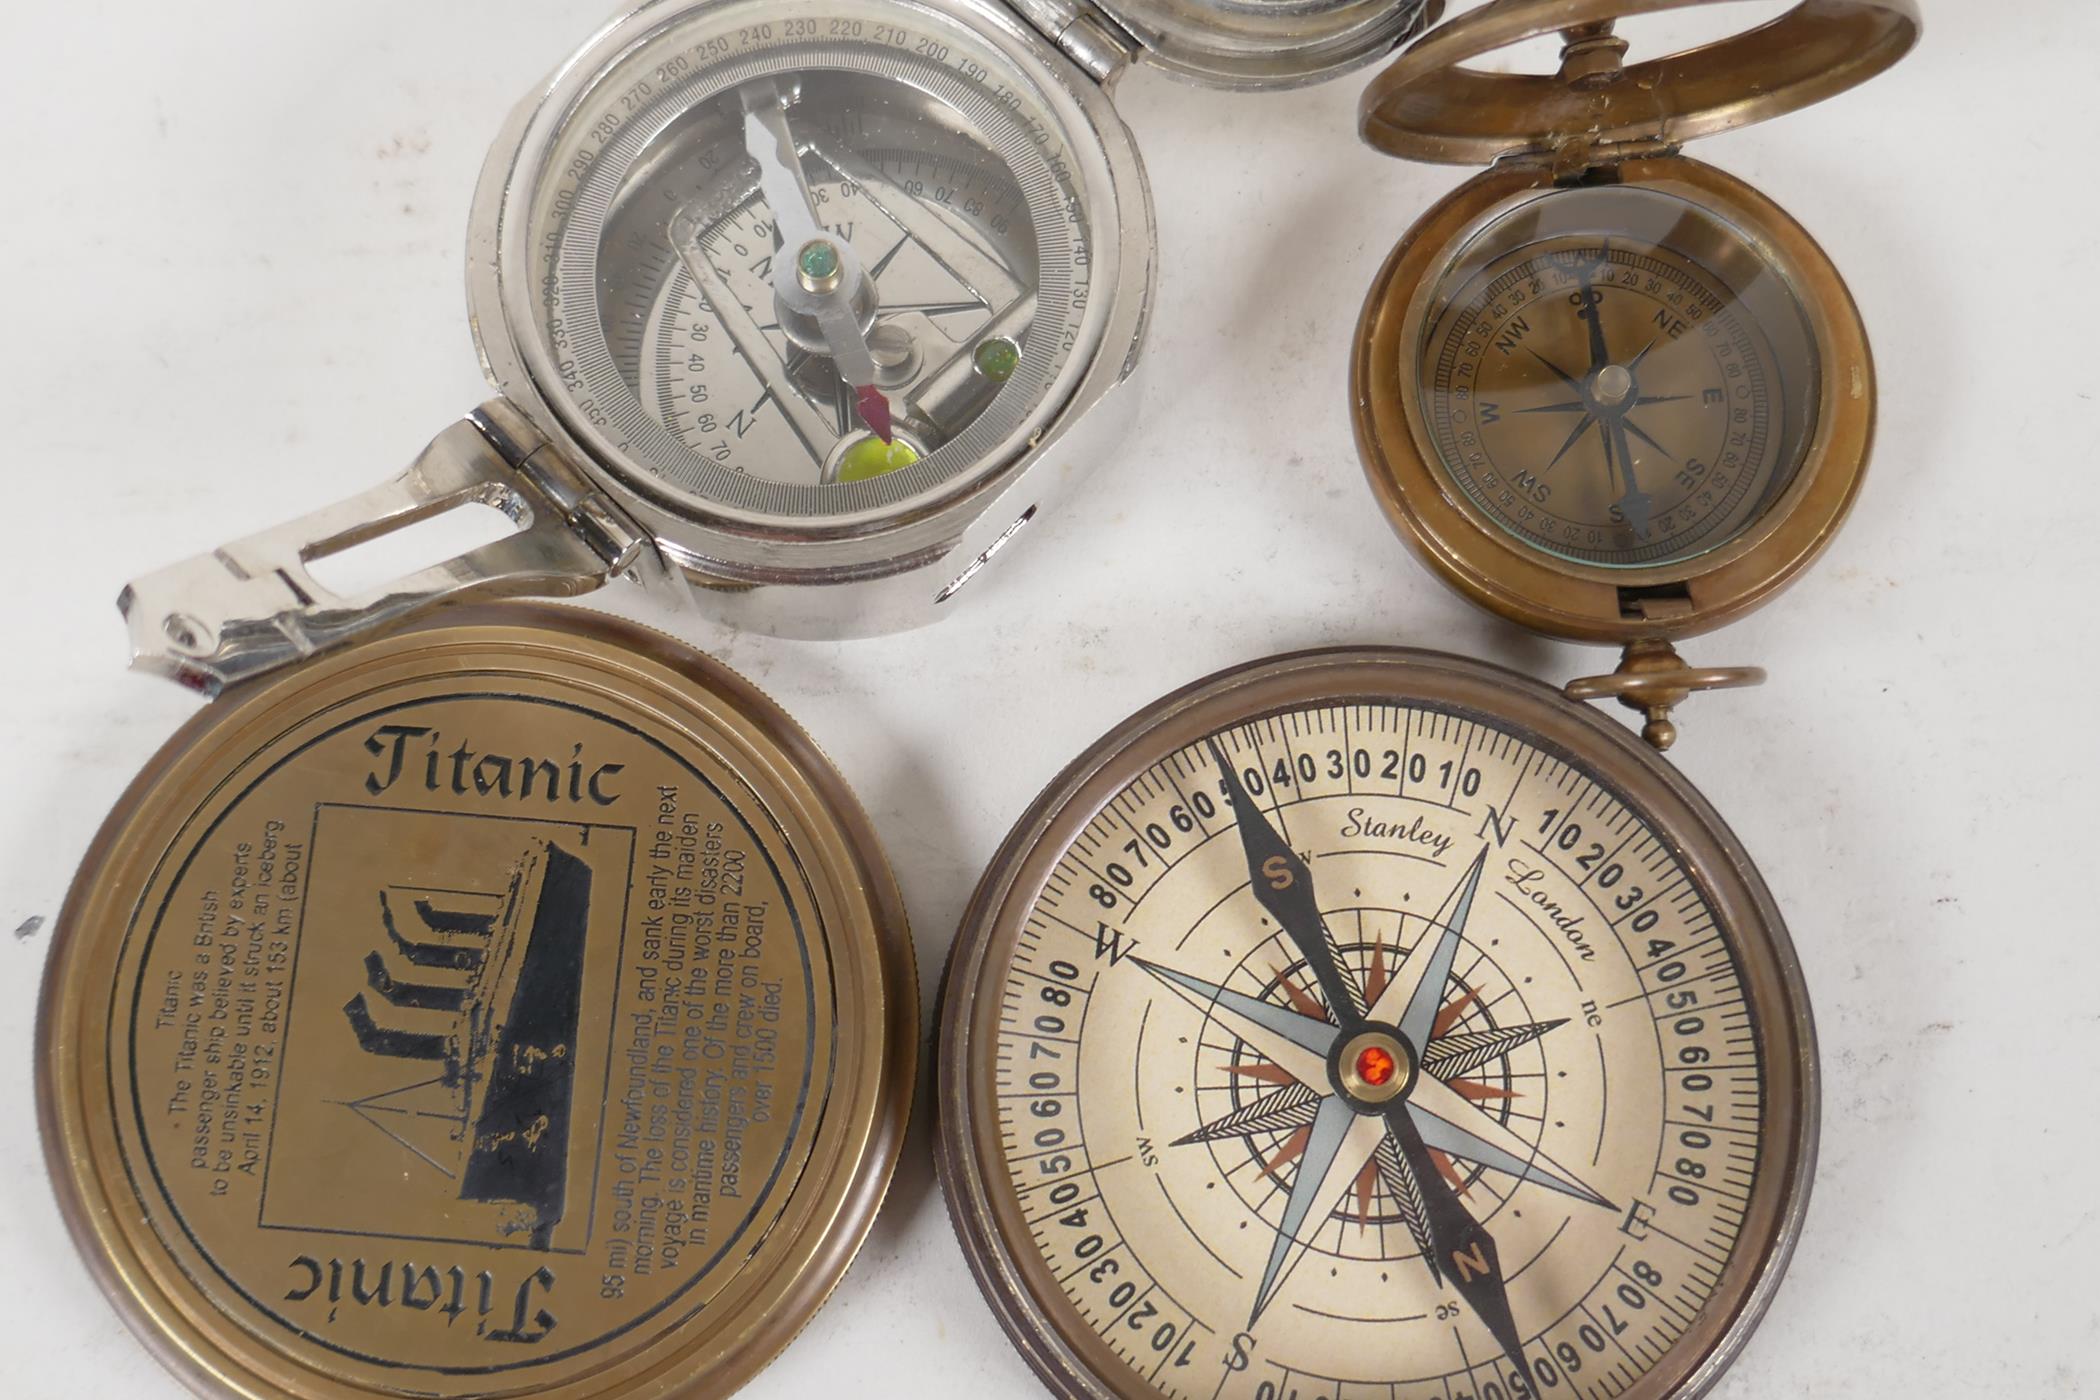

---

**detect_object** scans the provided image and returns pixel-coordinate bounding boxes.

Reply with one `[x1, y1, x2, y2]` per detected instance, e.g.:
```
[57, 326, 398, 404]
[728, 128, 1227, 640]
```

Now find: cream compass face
[946, 659, 1813, 1400]
[1417, 187, 1820, 569]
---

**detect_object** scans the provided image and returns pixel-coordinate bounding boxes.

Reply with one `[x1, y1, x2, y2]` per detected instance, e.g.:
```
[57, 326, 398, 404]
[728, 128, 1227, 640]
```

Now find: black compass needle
[1576, 249, 1613, 378]
[1605, 411, 1656, 539]
[1207, 737, 1364, 1024]
[1387, 1105, 1539, 1396]
[1379, 851, 1541, 1395]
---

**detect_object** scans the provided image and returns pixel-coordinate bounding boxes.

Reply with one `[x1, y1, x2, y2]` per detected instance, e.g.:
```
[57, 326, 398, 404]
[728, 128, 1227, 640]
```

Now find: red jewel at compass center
[1355, 1044, 1399, 1088]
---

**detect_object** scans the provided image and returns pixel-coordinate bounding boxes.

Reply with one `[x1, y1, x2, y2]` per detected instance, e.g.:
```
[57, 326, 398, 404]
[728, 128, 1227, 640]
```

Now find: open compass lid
[1360, 0, 1919, 164]
[38, 604, 917, 1400]
[1071, 0, 1443, 88]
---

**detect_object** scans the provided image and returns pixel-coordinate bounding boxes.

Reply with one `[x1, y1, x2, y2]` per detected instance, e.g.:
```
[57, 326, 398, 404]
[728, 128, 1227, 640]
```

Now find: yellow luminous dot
[837, 436, 920, 483]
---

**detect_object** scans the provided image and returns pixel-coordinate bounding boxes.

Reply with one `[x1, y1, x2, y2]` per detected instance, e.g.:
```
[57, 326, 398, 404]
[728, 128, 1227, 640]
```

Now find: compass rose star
[1137, 740, 1618, 1391]
[1134, 959, 1334, 1090]
[1139, 861, 1608, 1308]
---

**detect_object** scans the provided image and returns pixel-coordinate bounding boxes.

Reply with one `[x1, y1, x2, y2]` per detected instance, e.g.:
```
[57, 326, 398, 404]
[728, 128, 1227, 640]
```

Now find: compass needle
[1208, 737, 1366, 1021]
[1606, 415, 1656, 541]
[1387, 1104, 1539, 1395]
[739, 86, 896, 443]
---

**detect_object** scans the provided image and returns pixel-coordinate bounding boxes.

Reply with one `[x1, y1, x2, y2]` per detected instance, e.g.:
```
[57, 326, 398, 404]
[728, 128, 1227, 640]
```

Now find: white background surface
[1, 2, 2093, 1396]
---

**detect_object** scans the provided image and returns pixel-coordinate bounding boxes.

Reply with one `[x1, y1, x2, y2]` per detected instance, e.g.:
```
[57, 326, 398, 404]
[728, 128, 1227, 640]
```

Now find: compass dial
[512, 0, 1099, 523]
[1415, 187, 1821, 569]
[629, 118, 1037, 484]
[942, 654, 1813, 1400]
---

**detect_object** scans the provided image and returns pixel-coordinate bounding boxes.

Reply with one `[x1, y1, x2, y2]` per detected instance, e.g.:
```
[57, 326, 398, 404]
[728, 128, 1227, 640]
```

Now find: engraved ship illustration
[340, 839, 593, 1250]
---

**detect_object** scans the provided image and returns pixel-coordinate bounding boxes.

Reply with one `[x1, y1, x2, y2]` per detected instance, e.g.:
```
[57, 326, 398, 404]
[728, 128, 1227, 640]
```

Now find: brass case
[39, 605, 917, 1400]
[1352, 155, 1877, 644]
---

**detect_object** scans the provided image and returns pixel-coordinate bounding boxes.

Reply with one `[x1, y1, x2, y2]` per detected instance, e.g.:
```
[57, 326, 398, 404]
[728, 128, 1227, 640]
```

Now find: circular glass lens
[944, 657, 1812, 1400]
[1416, 186, 1820, 569]
[521, 0, 1100, 524]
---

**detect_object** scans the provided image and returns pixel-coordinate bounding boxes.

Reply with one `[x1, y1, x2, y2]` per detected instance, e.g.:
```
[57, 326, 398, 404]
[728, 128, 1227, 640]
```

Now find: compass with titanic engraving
[938, 650, 1815, 1400]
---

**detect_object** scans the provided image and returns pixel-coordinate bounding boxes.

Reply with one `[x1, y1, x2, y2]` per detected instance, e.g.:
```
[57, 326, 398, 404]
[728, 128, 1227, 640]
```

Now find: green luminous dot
[797, 240, 840, 281]
[837, 435, 920, 483]
[973, 336, 1021, 383]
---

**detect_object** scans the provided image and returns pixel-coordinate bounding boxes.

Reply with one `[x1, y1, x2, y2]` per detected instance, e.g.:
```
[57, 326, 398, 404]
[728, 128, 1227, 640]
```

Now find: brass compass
[38, 606, 918, 1399]
[938, 649, 1816, 1400]
[1352, 0, 1919, 746]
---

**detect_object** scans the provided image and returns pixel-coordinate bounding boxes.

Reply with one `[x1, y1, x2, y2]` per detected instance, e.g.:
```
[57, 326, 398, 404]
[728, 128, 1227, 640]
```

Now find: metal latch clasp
[121, 401, 656, 696]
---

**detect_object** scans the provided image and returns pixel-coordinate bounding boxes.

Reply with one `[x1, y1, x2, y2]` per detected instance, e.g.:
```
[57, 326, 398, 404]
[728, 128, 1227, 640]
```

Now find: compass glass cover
[956, 692, 1802, 1399]
[517, 0, 1100, 522]
[1416, 186, 1820, 570]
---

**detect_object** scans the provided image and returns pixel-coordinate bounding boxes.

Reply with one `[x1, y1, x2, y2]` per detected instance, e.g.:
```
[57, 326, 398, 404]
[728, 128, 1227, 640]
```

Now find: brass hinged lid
[38, 604, 917, 1399]
[1079, 0, 1442, 89]
[1360, 0, 1919, 166]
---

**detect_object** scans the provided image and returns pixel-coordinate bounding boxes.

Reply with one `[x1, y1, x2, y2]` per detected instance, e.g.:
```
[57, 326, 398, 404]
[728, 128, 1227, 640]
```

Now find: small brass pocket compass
[938, 649, 1816, 1400]
[1352, 0, 1918, 746]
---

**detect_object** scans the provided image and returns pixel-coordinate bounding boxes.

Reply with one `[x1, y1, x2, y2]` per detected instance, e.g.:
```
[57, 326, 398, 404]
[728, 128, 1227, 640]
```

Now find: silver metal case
[120, 0, 1431, 689]
[466, 0, 1155, 637]
[1089, 0, 1434, 88]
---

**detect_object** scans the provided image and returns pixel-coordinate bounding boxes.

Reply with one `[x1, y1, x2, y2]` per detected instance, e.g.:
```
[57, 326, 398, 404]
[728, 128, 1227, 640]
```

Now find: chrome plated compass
[939, 650, 1815, 1400]
[1351, 0, 1919, 746]
[121, 0, 1438, 694]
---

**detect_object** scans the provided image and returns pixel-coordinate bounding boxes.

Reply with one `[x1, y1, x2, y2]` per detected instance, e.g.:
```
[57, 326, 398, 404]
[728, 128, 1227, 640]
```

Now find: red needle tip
[854, 385, 894, 444]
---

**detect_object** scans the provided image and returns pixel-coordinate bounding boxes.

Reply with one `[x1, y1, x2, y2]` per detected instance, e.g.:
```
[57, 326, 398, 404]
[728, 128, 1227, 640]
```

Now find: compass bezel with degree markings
[1350, 0, 1920, 747]
[937, 649, 1817, 1400]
